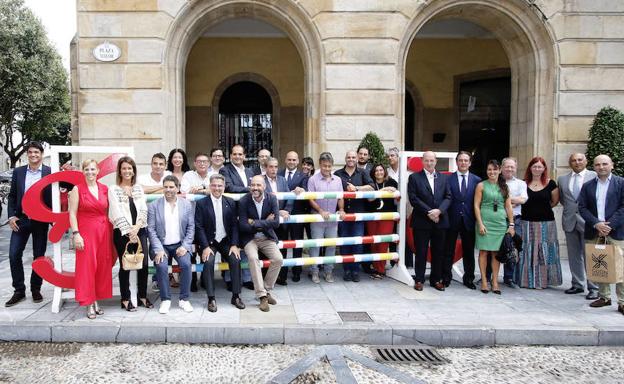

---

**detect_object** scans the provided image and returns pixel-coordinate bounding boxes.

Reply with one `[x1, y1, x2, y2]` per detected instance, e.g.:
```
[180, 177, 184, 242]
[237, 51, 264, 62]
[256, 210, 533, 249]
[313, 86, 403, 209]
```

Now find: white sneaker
[179, 299, 194, 313]
[151, 281, 160, 292]
[159, 300, 171, 314]
[311, 271, 320, 284]
[325, 271, 335, 283]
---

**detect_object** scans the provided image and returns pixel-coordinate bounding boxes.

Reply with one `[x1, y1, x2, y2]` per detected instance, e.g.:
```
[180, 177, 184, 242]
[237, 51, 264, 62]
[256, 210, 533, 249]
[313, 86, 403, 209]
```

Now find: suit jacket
[264, 174, 294, 212]
[7, 164, 52, 219]
[220, 163, 254, 193]
[557, 170, 597, 232]
[447, 171, 481, 231]
[407, 170, 452, 230]
[279, 168, 309, 214]
[195, 195, 239, 252]
[238, 192, 280, 245]
[578, 175, 624, 240]
[147, 196, 195, 256]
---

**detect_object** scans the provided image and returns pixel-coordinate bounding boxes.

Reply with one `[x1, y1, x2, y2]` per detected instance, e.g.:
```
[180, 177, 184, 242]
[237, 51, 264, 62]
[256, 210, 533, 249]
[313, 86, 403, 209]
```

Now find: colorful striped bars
[279, 234, 399, 249]
[145, 190, 400, 203]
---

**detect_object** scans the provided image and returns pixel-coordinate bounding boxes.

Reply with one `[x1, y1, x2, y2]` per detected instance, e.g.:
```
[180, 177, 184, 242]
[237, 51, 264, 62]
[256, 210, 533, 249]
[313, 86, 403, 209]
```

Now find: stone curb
[2, 322, 624, 345]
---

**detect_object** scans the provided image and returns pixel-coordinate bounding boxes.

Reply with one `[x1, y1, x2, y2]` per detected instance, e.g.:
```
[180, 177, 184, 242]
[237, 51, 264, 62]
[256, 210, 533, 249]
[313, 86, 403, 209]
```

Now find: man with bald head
[238, 175, 283, 311]
[579, 154, 624, 315]
[558, 153, 598, 299]
[407, 151, 452, 291]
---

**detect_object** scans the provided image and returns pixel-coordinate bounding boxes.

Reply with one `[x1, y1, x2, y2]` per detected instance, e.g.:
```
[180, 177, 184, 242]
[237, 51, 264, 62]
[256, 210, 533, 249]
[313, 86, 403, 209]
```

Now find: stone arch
[398, 0, 558, 170]
[163, 0, 322, 156]
[211, 72, 281, 155]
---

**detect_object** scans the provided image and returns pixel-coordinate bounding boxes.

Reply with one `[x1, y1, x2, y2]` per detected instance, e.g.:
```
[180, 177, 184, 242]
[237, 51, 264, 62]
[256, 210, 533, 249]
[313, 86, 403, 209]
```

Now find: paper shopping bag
[585, 239, 624, 284]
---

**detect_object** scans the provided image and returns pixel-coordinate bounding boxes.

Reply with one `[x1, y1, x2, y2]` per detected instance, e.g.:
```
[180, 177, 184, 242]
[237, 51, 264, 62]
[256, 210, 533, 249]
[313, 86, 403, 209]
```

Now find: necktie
[287, 171, 293, 187]
[572, 173, 581, 200]
[461, 174, 467, 196]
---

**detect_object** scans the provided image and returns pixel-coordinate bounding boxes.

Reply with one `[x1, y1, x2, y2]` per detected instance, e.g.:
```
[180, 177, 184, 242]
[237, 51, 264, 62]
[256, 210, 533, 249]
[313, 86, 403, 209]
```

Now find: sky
[24, 0, 76, 71]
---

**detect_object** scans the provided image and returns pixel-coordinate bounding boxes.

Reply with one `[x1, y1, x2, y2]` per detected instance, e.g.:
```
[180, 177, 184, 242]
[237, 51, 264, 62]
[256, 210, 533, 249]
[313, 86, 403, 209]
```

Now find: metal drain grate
[371, 346, 449, 365]
[337, 311, 373, 322]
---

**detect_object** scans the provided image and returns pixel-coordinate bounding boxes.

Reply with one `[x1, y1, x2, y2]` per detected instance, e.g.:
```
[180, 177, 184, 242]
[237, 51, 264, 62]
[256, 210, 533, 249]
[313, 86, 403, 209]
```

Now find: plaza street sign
[93, 41, 121, 62]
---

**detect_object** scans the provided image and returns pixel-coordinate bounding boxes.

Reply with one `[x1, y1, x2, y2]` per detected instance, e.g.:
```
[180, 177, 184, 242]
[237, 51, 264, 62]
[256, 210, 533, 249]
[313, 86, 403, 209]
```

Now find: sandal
[87, 304, 96, 319]
[94, 301, 104, 315]
[138, 298, 154, 309]
[120, 300, 137, 312]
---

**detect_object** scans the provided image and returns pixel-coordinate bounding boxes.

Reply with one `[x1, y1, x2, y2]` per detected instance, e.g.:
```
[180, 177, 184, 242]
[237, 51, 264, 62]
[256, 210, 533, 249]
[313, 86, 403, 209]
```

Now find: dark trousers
[277, 223, 304, 280]
[9, 218, 48, 294]
[413, 227, 446, 285]
[203, 238, 241, 297]
[339, 221, 365, 273]
[113, 228, 149, 301]
[444, 221, 476, 284]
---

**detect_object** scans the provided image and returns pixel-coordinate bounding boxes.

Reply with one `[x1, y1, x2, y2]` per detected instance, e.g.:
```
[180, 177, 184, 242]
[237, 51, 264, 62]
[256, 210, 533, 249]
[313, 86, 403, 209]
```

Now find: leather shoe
[590, 297, 612, 308]
[504, 280, 518, 289]
[5, 293, 25, 307]
[292, 274, 301, 282]
[243, 281, 255, 290]
[207, 299, 217, 313]
[444, 280, 451, 288]
[464, 281, 477, 290]
[618, 304, 624, 315]
[433, 282, 445, 292]
[32, 291, 43, 303]
[231, 296, 245, 310]
[259, 296, 269, 312]
[585, 291, 599, 300]
[266, 293, 277, 305]
[565, 287, 584, 294]
[276, 278, 288, 286]
[414, 282, 423, 291]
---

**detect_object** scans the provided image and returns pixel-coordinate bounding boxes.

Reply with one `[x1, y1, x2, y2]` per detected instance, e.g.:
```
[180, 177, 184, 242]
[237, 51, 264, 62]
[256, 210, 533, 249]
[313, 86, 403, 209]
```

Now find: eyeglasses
[195, 160, 209, 164]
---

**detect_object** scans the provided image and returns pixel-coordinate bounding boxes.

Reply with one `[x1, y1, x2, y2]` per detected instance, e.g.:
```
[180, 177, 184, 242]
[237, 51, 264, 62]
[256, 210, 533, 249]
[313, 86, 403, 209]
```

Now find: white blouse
[108, 184, 148, 235]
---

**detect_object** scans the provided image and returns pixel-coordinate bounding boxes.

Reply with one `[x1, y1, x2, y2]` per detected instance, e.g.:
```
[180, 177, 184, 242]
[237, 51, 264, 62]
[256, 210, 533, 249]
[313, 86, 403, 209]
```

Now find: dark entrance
[457, 75, 511, 178]
[405, 90, 415, 151]
[218, 81, 273, 167]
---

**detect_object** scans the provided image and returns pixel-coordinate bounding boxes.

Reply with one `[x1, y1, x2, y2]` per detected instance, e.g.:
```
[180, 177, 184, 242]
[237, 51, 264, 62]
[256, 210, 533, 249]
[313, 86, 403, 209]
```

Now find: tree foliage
[0, 0, 70, 167]
[358, 132, 389, 168]
[586, 106, 624, 176]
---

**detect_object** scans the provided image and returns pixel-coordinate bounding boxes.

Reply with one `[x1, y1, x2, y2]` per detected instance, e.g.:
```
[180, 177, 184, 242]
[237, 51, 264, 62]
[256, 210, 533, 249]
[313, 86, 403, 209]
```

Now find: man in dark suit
[408, 151, 452, 291]
[278, 151, 308, 282]
[195, 174, 245, 312]
[220, 144, 254, 193]
[444, 151, 481, 289]
[578, 154, 624, 315]
[239, 175, 283, 312]
[5, 141, 51, 307]
[264, 157, 294, 286]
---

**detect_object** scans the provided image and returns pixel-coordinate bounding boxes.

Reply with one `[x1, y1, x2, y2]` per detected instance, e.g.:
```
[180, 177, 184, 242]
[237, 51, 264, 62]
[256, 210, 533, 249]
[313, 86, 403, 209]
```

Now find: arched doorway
[399, 0, 557, 172]
[163, 1, 322, 162]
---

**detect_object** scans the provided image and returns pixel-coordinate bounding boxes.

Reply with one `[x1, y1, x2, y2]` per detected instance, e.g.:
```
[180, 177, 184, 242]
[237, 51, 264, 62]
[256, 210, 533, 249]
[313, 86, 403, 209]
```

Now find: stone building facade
[71, 0, 624, 175]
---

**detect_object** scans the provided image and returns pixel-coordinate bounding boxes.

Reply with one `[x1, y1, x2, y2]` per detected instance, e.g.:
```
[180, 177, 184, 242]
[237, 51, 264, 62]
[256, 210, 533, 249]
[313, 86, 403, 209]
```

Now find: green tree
[586, 106, 624, 175]
[0, 0, 70, 167]
[358, 132, 389, 168]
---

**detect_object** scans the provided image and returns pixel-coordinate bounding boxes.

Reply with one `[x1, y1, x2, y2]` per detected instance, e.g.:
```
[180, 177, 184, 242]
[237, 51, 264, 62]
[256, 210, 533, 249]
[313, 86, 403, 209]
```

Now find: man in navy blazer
[578, 154, 624, 314]
[5, 141, 51, 307]
[195, 174, 245, 312]
[278, 151, 308, 281]
[147, 175, 195, 314]
[444, 151, 481, 290]
[238, 175, 283, 311]
[408, 151, 452, 291]
[265, 157, 295, 285]
[220, 144, 254, 193]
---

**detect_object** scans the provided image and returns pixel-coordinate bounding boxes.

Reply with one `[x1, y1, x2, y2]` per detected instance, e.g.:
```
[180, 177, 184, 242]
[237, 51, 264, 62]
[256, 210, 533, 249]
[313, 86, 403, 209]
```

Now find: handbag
[496, 233, 519, 265]
[122, 240, 144, 271]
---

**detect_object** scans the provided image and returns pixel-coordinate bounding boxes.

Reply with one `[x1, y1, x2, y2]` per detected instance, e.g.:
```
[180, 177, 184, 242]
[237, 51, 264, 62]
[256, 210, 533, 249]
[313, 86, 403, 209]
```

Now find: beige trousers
[244, 238, 284, 298]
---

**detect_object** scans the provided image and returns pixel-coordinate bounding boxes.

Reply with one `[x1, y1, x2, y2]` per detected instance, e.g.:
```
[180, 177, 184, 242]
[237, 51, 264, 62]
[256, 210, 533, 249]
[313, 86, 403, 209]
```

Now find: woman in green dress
[474, 160, 515, 294]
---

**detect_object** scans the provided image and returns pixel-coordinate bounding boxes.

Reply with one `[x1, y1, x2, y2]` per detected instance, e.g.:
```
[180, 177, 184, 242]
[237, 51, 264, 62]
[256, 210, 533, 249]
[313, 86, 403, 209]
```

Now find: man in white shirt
[207, 148, 225, 177]
[558, 153, 598, 299]
[138, 153, 171, 194]
[181, 153, 211, 195]
[387, 147, 400, 183]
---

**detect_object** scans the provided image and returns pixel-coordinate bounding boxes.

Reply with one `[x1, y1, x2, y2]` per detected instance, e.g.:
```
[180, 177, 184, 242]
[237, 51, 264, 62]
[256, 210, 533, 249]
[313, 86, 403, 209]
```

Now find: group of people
[408, 150, 624, 316]
[4, 141, 623, 318]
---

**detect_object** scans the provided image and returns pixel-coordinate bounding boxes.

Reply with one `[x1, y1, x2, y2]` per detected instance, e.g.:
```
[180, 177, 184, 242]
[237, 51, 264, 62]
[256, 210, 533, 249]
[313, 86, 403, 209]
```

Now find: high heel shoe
[87, 304, 96, 319]
[137, 298, 154, 309]
[120, 300, 137, 312]
[480, 288, 489, 294]
[94, 301, 104, 315]
[491, 288, 501, 295]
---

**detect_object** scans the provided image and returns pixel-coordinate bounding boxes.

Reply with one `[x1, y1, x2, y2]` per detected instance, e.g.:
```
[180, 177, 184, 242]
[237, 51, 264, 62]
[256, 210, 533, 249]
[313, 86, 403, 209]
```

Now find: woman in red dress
[68, 159, 114, 319]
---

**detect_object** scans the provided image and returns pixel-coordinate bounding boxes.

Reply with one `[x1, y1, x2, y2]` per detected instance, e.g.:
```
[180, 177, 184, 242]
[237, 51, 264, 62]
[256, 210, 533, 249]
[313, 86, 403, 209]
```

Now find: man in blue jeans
[334, 150, 374, 282]
[147, 175, 194, 314]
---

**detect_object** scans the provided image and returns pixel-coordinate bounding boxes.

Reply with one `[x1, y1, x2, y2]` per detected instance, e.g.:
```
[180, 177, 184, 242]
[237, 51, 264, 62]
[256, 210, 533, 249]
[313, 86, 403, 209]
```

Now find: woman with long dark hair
[474, 160, 515, 294]
[517, 156, 561, 289]
[167, 148, 190, 184]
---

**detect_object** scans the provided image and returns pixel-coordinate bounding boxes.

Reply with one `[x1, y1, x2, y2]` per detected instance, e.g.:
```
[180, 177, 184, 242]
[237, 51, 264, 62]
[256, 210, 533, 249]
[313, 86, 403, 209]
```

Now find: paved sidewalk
[0, 215, 622, 345]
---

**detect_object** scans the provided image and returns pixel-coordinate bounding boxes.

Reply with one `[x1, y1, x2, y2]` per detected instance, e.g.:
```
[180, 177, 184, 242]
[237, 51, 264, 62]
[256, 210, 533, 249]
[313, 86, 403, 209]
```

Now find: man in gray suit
[147, 175, 195, 314]
[557, 153, 598, 300]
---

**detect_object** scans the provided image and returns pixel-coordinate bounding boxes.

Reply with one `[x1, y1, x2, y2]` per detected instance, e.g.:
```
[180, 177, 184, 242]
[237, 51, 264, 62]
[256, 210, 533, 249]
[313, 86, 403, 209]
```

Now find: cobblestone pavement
[0, 342, 623, 384]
